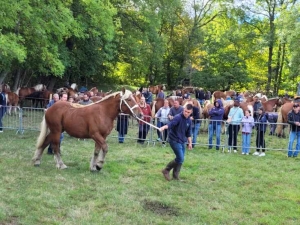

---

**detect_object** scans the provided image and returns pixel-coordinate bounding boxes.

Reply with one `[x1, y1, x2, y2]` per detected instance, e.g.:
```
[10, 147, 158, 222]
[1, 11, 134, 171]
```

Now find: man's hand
[188, 143, 192, 150]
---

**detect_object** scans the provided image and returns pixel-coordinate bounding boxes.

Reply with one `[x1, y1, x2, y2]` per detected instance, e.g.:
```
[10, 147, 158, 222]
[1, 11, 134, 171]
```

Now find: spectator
[157, 89, 165, 99]
[227, 100, 244, 153]
[46, 93, 67, 155]
[137, 96, 152, 144]
[155, 99, 170, 145]
[0, 85, 7, 132]
[237, 92, 244, 102]
[142, 88, 153, 105]
[287, 103, 300, 157]
[116, 113, 129, 143]
[176, 90, 182, 97]
[168, 100, 183, 120]
[208, 99, 224, 150]
[196, 88, 206, 107]
[253, 107, 268, 156]
[187, 100, 201, 148]
[159, 104, 193, 181]
[253, 94, 262, 122]
[68, 96, 74, 103]
[241, 110, 255, 155]
[206, 90, 211, 100]
[79, 93, 93, 105]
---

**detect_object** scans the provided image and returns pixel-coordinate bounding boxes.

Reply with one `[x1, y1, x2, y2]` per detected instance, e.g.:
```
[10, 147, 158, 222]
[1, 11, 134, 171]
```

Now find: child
[253, 107, 268, 156]
[241, 110, 255, 155]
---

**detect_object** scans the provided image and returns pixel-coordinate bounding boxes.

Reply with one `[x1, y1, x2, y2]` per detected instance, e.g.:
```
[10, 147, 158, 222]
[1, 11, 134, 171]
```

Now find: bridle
[119, 93, 140, 118]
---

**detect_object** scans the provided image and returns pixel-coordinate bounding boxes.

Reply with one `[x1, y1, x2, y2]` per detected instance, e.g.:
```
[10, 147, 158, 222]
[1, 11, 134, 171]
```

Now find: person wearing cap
[253, 107, 268, 156]
[253, 94, 262, 122]
[227, 99, 244, 153]
[287, 103, 300, 157]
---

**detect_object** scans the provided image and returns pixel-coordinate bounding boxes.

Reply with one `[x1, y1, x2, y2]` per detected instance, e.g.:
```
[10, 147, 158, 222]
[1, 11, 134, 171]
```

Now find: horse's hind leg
[90, 135, 108, 171]
[52, 135, 67, 169]
[32, 134, 52, 166]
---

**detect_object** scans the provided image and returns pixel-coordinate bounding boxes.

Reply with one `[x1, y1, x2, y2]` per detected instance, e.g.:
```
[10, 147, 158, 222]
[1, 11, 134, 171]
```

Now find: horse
[281, 97, 293, 105]
[261, 97, 282, 112]
[148, 84, 166, 95]
[2, 84, 19, 115]
[32, 88, 142, 170]
[89, 87, 99, 95]
[275, 102, 293, 137]
[16, 84, 47, 107]
[211, 90, 236, 103]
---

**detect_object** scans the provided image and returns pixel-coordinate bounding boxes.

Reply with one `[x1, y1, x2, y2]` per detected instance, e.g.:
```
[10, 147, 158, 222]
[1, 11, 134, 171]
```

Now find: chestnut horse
[275, 102, 293, 137]
[2, 84, 19, 115]
[261, 97, 282, 112]
[16, 84, 47, 107]
[149, 84, 166, 95]
[211, 90, 236, 103]
[32, 88, 142, 170]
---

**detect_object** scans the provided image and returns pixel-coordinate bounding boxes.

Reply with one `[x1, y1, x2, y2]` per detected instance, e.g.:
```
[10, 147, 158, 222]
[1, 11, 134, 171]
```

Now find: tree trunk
[0, 71, 8, 84]
[273, 43, 282, 95]
[12, 69, 22, 92]
[47, 76, 57, 92]
[277, 43, 286, 96]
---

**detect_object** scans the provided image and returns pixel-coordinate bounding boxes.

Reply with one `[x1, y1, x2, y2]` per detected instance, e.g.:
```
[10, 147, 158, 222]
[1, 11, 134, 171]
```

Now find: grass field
[0, 127, 300, 225]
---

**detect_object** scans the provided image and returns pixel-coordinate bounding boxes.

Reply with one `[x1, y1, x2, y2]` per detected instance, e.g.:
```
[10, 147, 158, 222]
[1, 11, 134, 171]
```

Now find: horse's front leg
[90, 134, 108, 171]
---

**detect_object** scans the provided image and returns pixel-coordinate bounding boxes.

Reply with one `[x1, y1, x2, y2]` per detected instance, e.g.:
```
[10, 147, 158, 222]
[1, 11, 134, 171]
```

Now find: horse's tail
[151, 101, 157, 118]
[275, 106, 283, 136]
[36, 116, 49, 148]
[211, 92, 215, 104]
[15, 87, 20, 96]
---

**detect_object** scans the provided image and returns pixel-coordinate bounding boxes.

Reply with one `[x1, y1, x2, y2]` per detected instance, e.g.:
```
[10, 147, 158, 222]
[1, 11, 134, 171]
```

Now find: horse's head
[120, 88, 143, 118]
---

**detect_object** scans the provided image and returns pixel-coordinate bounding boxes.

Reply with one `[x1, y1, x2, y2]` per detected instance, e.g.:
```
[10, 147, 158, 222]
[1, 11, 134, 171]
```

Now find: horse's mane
[70, 90, 132, 108]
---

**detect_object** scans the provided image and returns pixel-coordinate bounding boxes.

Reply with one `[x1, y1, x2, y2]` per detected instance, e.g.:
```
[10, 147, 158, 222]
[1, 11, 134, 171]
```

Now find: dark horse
[32, 88, 142, 171]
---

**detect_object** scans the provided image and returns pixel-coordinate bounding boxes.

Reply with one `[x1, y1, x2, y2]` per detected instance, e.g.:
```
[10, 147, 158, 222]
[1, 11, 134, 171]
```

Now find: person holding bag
[227, 100, 244, 153]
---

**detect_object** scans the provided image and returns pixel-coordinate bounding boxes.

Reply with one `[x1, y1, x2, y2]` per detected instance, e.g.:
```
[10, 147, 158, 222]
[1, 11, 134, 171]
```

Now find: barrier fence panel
[0, 108, 291, 154]
[1, 106, 21, 132]
[21, 107, 45, 132]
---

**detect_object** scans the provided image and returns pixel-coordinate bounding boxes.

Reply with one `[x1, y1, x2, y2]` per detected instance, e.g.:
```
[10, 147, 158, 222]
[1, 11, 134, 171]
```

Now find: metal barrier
[0, 108, 291, 152]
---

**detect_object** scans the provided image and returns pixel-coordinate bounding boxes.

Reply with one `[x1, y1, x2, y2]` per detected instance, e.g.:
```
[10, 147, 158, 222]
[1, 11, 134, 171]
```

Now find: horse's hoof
[96, 165, 102, 171]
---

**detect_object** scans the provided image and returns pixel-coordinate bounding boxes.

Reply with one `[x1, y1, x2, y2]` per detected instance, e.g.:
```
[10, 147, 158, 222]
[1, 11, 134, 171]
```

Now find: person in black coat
[0, 86, 7, 132]
[116, 113, 129, 143]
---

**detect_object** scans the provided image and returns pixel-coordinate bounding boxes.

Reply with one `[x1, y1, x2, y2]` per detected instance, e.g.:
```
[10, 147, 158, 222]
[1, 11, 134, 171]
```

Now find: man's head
[233, 99, 240, 107]
[174, 100, 180, 109]
[183, 104, 193, 118]
[53, 94, 59, 102]
[83, 93, 90, 101]
[293, 103, 300, 113]
[60, 93, 68, 101]
[164, 99, 169, 107]
[258, 107, 264, 115]
[140, 96, 145, 104]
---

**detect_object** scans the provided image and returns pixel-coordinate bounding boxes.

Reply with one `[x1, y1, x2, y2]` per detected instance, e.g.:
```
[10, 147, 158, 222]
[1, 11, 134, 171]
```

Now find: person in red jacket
[137, 96, 152, 144]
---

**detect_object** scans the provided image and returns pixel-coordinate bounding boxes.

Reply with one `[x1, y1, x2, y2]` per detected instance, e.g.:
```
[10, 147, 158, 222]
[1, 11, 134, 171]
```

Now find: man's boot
[172, 163, 182, 180]
[162, 160, 176, 181]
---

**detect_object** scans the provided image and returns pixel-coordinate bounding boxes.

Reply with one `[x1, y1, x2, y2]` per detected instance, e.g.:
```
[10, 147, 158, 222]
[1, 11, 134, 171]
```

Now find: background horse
[32, 88, 142, 171]
[275, 102, 293, 137]
[2, 84, 19, 115]
[16, 84, 47, 107]
[262, 97, 282, 112]
[148, 84, 166, 95]
[211, 90, 236, 103]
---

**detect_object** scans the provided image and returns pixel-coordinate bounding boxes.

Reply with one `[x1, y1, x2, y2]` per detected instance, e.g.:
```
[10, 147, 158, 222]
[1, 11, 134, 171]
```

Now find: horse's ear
[121, 87, 126, 95]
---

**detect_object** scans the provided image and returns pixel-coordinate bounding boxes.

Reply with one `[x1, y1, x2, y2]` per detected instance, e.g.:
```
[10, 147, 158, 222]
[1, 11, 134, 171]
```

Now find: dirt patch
[143, 200, 179, 216]
[0, 216, 19, 225]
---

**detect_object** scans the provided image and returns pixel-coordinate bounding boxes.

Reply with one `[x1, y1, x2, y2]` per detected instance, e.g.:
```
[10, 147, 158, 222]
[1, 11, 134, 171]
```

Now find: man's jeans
[208, 123, 221, 149]
[169, 140, 186, 164]
[287, 131, 300, 157]
[192, 122, 201, 147]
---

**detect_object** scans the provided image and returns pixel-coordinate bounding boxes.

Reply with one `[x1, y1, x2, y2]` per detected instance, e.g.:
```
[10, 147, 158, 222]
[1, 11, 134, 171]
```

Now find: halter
[119, 92, 139, 117]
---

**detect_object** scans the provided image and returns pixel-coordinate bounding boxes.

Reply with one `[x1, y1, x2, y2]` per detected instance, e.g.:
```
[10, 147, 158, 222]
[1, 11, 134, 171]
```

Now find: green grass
[0, 128, 300, 225]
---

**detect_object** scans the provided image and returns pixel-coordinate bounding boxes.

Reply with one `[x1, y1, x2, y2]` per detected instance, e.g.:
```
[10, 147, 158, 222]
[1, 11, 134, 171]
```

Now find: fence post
[16, 107, 24, 134]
